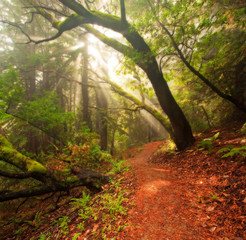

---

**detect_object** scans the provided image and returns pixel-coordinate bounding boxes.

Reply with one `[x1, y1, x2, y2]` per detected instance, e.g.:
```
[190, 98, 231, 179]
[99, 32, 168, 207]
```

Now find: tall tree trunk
[83, 25, 195, 150]
[81, 36, 92, 129]
[143, 61, 195, 150]
[110, 127, 116, 155]
[232, 57, 246, 119]
[95, 87, 108, 151]
[26, 25, 38, 154]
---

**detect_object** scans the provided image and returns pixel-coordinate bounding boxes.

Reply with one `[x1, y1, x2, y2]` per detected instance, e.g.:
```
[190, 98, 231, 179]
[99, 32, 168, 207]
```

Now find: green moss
[57, 13, 85, 32]
[66, 176, 79, 183]
[60, 168, 71, 176]
[0, 134, 13, 148]
[0, 134, 47, 173]
[92, 10, 121, 23]
[26, 159, 47, 173]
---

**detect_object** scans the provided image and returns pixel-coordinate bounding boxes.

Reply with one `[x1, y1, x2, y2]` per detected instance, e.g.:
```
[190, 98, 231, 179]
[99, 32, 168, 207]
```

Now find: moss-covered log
[0, 135, 111, 202]
[0, 134, 49, 183]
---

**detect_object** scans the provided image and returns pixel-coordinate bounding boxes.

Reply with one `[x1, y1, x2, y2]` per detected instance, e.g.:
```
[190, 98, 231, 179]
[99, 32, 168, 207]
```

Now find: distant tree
[81, 35, 92, 129]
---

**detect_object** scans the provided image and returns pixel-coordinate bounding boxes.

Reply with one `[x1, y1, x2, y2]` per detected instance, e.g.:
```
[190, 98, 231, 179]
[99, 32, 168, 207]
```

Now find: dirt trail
[125, 141, 202, 240]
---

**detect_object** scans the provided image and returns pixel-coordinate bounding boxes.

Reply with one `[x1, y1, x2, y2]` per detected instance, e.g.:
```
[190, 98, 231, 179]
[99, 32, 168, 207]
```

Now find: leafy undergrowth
[150, 121, 246, 239]
[0, 121, 245, 239]
[0, 169, 134, 240]
[0, 130, 133, 240]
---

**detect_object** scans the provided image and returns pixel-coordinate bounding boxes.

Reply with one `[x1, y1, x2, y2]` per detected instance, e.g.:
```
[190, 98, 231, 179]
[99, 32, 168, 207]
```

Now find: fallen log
[0, 134, 112, 202]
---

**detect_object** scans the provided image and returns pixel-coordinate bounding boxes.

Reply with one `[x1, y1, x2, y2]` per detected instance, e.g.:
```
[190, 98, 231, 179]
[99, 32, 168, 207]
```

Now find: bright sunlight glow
[71, 42, 85, 50]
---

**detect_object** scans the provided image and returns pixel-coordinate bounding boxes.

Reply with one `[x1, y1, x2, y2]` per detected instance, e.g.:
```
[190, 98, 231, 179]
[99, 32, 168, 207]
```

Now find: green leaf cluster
[0, 67, 24, 114]
[55, 215, 71, 236]
[197, 132, 220, 152]
[19, 91, 72, 132]
[216, 145, 246, 159]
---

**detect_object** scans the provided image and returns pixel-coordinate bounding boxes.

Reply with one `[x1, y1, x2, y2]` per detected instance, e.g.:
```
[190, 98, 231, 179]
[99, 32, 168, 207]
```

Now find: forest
[0, 0, 245, 239]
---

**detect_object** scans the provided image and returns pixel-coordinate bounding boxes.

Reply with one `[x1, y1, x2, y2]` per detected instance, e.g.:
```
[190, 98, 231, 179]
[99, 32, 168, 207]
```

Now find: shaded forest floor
[120, 121, 246, 239]
[0, 121, 245, 239]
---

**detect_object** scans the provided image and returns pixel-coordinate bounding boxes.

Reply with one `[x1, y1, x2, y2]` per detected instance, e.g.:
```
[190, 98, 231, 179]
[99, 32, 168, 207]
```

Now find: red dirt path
[119, 122, 245, 239]
[121, 141, 203, 239]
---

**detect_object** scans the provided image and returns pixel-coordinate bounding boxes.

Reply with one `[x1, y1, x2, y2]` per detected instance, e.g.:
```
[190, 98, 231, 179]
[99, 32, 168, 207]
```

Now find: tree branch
[160, 22, 245, 112]
[0, 185, 54, 202]
[23, 6, 68, 18]
[0, 166, 111, 202]
[83, 25, 134, 57]
[0, 20, 33, 43]
[146, 0, 246, 112]
[26, 0, 60, 28]
[89, 71, 173, 136]
[0, 168, 36, 179]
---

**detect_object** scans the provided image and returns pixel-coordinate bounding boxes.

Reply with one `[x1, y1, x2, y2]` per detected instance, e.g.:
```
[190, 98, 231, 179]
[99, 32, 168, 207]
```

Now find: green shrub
[197, 132, 220, 152]
[216, 145, 246, 158]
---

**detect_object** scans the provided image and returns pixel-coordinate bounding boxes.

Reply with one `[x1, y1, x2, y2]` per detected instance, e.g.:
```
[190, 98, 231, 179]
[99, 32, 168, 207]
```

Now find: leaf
[216, 147, 231, 154]
[206, 206, 215, 212]
[209, 226, 217, 233]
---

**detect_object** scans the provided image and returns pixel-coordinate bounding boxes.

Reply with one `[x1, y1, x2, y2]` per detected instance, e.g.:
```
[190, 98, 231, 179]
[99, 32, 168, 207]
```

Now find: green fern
[55, 216, 71, 236]
[241, 122, 246, 134]
[216, 145, 246, 158]
[38, 234, 47, 240]
[72, 232, 81, 240]
[197, 132, 220, 152]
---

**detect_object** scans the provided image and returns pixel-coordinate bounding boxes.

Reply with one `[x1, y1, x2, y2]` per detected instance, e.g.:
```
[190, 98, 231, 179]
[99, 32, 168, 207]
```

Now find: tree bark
[143, 62, 195, 150]
[95, 87, 108, 151]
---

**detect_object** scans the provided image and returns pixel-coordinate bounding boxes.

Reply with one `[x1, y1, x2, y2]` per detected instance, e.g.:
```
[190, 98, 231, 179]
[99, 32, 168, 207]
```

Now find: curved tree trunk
[143, 62, 195, 150]
[83, 26, 195, 150]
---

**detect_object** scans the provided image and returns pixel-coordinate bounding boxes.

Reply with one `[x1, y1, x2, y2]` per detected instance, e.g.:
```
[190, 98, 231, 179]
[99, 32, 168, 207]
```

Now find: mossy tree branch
[107, 79, 173, 137]
[0, 168, 36, 179]
[82, 25, 135, 58]
[0, 134, 47, 174]
[0, 134, 111, 202]
[88, 69, 173, 136]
